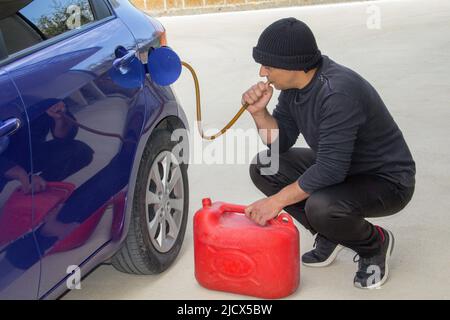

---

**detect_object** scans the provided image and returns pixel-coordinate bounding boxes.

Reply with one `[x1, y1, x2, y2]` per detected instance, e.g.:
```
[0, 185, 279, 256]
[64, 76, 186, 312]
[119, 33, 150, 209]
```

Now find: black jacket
[270, 56, 416, 193]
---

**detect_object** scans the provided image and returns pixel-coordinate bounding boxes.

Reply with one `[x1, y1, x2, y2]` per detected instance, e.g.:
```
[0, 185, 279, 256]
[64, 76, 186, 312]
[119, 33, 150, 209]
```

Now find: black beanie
[253, 17, 322, 71]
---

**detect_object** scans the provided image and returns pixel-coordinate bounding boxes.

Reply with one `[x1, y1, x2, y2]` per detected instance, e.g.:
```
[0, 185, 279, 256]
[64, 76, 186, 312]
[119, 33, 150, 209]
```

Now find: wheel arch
[113, 113, 189, 248]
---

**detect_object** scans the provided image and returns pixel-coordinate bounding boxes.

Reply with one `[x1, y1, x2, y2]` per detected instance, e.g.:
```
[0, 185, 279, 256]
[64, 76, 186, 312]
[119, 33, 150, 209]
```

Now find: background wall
[130, 0, 370, 16]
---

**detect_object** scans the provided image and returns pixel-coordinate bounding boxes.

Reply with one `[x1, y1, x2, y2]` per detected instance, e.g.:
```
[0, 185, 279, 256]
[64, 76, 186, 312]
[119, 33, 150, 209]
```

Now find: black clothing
[270, 56, 416, 194]
[253, 17, 322, 71]
[250, 148, 414, 258]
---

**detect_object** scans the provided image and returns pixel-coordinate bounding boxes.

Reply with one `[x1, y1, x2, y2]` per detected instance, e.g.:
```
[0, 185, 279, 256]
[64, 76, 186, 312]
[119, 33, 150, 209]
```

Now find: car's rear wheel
[112, 128, 189, 274]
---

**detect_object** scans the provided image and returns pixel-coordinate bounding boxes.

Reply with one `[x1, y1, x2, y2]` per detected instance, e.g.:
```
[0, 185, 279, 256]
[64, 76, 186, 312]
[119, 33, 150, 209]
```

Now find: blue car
[0, 0, 189, 299]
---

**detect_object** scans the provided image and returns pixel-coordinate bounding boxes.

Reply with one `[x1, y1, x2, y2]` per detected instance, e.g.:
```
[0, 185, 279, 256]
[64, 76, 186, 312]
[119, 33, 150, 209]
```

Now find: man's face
[259, 65, 297, 90]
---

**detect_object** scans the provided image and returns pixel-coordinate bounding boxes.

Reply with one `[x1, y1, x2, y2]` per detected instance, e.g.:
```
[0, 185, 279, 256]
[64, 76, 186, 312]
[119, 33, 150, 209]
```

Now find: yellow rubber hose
[181, 61, 250, 141]
[60, 62, 260, 143]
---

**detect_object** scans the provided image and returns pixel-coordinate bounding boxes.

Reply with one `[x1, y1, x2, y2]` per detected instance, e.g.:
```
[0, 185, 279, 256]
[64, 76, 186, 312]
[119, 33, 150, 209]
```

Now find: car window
[19, 0, 96, 39]
[0, 0, 112, 61]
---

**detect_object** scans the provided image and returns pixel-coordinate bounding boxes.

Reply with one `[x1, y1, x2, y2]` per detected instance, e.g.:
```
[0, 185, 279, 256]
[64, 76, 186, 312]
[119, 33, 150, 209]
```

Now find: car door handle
[0, 117, 21, 137]
[113, 49, 137, 74]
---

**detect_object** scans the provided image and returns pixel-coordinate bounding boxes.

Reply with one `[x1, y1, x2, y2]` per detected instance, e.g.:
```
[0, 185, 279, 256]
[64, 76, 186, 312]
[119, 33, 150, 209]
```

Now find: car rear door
[0, 67, 40, 299]
[2, 0, 146, 298]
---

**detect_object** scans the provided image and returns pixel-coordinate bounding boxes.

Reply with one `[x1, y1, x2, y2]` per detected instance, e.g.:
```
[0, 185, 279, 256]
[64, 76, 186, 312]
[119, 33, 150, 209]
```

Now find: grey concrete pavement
[64, 0, 450, 299]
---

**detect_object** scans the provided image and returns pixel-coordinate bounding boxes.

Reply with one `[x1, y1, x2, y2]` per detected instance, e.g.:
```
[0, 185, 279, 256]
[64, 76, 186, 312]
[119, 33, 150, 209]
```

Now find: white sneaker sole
[354, 229, 395, 290]
[302, 244, 344, 268]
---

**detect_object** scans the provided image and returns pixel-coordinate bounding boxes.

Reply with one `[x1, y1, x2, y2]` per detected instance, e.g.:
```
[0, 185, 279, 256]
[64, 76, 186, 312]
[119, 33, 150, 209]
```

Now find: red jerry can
[194, 198, 300, 299]
[0, 181, 75, 246]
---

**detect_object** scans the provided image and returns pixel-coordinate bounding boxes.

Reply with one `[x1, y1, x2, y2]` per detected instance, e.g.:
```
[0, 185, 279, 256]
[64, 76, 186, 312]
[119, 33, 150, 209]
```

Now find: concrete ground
[64, 0, 450, 299]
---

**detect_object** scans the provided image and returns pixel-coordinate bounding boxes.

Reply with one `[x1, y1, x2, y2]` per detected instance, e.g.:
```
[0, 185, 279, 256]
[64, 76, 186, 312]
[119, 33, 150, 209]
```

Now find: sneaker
[353, 226, 395, 289]
[302, 234, 344, 267]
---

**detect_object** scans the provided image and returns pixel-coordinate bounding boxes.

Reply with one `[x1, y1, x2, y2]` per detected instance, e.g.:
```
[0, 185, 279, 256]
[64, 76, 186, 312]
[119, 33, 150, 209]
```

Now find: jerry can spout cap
[202, 198, 212, 208]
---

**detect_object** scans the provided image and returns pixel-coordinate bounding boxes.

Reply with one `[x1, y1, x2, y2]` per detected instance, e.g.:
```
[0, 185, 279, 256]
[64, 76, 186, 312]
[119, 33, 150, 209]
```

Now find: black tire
[112, 128, 189, 274]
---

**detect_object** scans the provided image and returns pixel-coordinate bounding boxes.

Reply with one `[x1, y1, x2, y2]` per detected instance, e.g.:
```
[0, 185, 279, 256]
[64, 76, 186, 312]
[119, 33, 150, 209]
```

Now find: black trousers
[31, 139, 94, 181]
[249, 148, 415, 258]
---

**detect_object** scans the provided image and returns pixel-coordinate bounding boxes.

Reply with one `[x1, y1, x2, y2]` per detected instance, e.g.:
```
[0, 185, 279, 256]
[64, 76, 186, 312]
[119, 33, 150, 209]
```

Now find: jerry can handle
[201, 198, 295, 227]
[46, 181, 74, 189]
[202, 198, 246, 213]
[45, 181, 76, 192]
[220, 201, 295, 227]
[221, 203, 247, 214]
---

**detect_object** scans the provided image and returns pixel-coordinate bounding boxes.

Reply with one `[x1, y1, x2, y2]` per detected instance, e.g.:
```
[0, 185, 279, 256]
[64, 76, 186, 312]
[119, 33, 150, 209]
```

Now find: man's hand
[20, 175, 47, 194]
[46, 101, 66, 120]
[242, 81, 273, 116]
[245, 196, 284, 226]
[46, 101, 76, 138]
[245, 182, 310, 226]
[4, 165, 47, 194]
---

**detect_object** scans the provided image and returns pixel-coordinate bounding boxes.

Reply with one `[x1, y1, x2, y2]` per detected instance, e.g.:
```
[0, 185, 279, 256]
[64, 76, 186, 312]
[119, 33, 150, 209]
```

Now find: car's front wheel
[112, 128, 189, 274]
